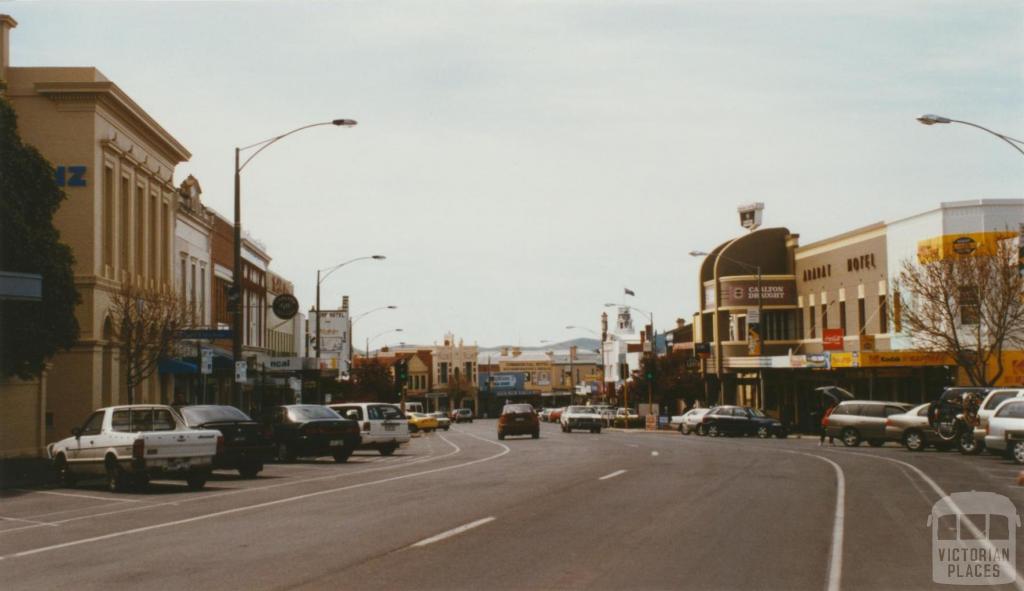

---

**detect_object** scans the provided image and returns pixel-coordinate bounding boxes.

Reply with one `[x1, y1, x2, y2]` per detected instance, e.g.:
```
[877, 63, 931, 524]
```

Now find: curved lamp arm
[917, 114, 1024, 158]
[239, 119, 358, 172]
[319, 254, 385, 285]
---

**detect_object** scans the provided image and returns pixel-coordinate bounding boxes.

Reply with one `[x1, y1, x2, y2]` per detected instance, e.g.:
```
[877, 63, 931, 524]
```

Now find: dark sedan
[262, 405, 361, 463]
[179, 404, 273, 478]
[701, 405, 787, 439]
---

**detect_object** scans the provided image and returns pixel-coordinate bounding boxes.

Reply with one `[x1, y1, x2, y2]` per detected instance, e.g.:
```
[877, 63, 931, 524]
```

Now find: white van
[403, 402, 425, 414]
[327, 403, 410, 456]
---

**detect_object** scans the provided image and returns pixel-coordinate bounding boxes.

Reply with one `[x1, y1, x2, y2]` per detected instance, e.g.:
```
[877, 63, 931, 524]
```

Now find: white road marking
[409, 517, 496, 548]
[845, 451, 1024, 591]
[599, 470, 627, 481]
[789, 452, 845, 591]
[3, 432, 510, 560]
[0, 441, 450, 536]
[651, 451, 659, 456]
[12, 490, 146, 503]
[0, 516, 58, 527]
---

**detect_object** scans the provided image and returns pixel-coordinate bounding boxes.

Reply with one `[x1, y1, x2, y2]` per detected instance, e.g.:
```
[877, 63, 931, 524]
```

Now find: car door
[67, 411, 104, 466]
[858, 404, 887, 439]
[732, 408, 754, 435]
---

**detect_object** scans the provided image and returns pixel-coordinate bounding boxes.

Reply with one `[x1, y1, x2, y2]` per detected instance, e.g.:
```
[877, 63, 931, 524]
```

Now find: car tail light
[132, 438, 145, 460]
[216, 435, 225, 456]
[885, 419, 892, 427]
[363, 421, 371, 432]
[823, 418, 829, 427]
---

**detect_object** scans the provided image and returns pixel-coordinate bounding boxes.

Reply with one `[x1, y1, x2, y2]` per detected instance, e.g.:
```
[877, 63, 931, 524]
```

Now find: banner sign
[823, 328, 844, 351]
[719, 279, 797, 307]
[180, 329, 232, 340]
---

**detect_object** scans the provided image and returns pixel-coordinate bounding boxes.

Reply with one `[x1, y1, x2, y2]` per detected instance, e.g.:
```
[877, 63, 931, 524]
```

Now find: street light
[367, 328, 403, 358]
[916, 114, 1024, 158]
[351, 305, 398, 324]
[314, 255, 385, 402]
[232, 118, 357, 406]
[690, 249, 765, 409]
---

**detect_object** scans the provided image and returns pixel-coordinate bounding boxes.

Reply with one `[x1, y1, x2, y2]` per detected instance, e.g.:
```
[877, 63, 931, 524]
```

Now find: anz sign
[54, 166, 87, 187]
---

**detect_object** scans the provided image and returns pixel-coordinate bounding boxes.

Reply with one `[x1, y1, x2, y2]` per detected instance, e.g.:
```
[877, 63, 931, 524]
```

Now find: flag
[624, 288, 635, 296]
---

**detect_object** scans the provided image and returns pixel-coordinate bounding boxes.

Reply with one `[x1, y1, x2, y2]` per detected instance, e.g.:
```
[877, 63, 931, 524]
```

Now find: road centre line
[12, 490, 147, 503]
[599, 470, 627, 481]
[842, 450, 1024, 591]
[0, 437, 453, 537]
[409, 517, 496, 548]
[2, 432, 510, 561]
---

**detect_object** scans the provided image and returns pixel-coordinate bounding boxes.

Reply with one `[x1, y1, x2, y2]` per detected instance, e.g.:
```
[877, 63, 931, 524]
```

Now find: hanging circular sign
[272, 293, 299, 320]
[952, 236, 977, 256]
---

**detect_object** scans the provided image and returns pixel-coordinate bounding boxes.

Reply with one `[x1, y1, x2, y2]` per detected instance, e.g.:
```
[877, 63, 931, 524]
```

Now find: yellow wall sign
[917, 231, 1017, 262]
[830, 351, 951, 368]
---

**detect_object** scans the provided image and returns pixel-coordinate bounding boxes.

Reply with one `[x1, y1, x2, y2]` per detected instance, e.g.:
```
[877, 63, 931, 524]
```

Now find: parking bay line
[599, 470, 627, 481]
[409, 517, 496, 549]
[2, 433, 510, 561]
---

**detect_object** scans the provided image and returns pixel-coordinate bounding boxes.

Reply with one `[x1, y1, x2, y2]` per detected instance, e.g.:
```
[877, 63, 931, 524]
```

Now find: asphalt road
[4, 421, 1024, 590]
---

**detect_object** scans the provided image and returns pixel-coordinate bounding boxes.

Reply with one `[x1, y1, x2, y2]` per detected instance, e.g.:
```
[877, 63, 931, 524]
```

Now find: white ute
[49, 405, 221, 492]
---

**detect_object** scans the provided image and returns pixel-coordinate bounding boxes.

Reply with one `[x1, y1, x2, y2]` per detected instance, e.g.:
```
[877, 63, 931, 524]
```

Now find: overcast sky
[6, 1, 1023, 348]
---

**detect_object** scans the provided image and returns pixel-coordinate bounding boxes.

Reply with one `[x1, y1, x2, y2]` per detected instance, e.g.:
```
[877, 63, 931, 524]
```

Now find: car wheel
[332, 449, 353, 463]
[959, 433, 983, 455]
[1012, 442, 1024, 465]
[756, 426, 770, 439]
[409, 424, 419, 433]
[105, 458, 128, 493]
[186, 471, 208, 491]
[868, 440, 884, 447]
[707, 424, 720, 438]
[903, 430, 925, 452]
[238, 463, 261, 479]
[680, 425, 690, 435]
[444, 426, 450, 431]
[54, 455, 76, 488]
[594, 426, 601, 434]
[841, 428, 860, 447]
[498, 431, 505, 440]
[276, 442, 295, 463]
[379, 443, 397, 456]
[696, 424, 706, 436]
[775, 431, 787, 439]
[532, 430, 539, 439]
[565, 425, 572, 433]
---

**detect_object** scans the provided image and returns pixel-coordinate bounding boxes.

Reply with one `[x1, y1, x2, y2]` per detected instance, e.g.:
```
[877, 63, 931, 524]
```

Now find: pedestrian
[819, 402, 836, 446]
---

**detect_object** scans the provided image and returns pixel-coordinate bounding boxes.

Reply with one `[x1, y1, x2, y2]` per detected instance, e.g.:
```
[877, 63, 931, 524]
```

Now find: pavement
[3, 421, 1024, 590]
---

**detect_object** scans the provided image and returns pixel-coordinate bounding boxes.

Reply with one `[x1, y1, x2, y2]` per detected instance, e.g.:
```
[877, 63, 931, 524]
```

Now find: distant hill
[479, 337, 601, 353]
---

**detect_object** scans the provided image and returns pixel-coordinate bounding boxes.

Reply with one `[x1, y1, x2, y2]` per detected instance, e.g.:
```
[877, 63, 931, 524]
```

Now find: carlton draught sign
[719, 278, 797, 307]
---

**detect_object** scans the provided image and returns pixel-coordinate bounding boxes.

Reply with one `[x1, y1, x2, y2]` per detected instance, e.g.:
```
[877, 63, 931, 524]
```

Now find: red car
[498, 404, 540, 440]
[548, 408, 564, 423]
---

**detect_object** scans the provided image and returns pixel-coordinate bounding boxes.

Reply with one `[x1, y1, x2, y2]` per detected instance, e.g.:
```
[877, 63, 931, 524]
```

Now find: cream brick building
[2, 15, 191, 443]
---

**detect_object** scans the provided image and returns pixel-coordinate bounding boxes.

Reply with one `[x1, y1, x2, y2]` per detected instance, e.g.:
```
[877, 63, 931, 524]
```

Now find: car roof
[838, 400, 910, 406]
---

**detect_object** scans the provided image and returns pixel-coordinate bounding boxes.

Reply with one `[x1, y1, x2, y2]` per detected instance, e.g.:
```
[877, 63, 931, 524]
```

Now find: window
[190, 261, 197, 323]
[149, 194, 158, 277]
[861, 405, 886, 418]
[180, 258, 188, 300]
[879, 295, 888, 333]
[120, 177, 131, 271]
[808, 299, 817, 338]
[893, 291, 902, 333]
[135, 187, 145, 276]
[81, 411, 105, 436]
[820, 302, 828, 332]
[103, 166, 114, 267]
[997, 402, 1024, 419]
[163, 203, 171, 281]
[857, 298, 866, 335]
[440, 362, 449, 384]
[839, 301, 847, 334]
[959, 287, 980, 325]
[200, 266, 207, 324]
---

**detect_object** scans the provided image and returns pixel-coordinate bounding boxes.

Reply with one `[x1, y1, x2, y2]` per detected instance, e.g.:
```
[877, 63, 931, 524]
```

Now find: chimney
[501, 347, 509, 357]
[0, 15, 16, 92]
[601, 311, 608, 342]
[341, 295, 349, 315]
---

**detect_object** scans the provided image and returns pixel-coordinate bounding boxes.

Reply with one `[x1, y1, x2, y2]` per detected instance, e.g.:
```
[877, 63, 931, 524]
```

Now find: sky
[5, 1, 1023, 349]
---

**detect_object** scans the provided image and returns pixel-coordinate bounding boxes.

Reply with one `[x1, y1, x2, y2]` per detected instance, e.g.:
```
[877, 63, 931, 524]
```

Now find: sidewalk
[0, 457, 54, 490]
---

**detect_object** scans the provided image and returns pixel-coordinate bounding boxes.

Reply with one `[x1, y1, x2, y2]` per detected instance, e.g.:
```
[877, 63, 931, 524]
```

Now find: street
[4, 422, 1024, 590]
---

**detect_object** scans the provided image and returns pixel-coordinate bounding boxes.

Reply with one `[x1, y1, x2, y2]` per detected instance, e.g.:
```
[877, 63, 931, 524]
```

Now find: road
[3, 420, 1024, 590]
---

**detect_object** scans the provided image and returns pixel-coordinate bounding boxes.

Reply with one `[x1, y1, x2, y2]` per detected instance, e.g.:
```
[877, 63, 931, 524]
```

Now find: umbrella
[814, 386, 855, 404]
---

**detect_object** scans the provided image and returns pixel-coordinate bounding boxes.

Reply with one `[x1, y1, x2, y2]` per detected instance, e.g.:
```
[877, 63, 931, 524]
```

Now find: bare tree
[109, 283, 193, 404]
[895, 237, 1024, 386]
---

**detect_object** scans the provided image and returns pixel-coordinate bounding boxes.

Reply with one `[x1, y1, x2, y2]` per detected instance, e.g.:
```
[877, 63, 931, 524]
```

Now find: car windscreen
[503, 404, 534, 414]
[996, 402, 1024, 419]
[567, 406, 593, 414]
[287, 406, 341, 421]
[985, 392, 1017, 410]
[749, 408, 767, 417]
[368, 405, 403, 420]
[181, 406, 250, 425]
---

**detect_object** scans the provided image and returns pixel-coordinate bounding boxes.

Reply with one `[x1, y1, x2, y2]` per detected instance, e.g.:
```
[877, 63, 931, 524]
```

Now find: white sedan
[671, 408, 710, 434]
[984, 398, 1024, 463]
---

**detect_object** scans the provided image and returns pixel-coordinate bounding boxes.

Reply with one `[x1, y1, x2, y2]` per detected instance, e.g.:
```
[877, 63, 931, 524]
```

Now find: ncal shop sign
[719, 279, 797, 307]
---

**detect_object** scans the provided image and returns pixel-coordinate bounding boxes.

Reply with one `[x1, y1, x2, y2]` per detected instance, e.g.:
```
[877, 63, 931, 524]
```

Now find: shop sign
[806, 354, 828, 369]
[952, 236, 977, 256]
[54, 165, 87, 187]
[267, 357, 302, 371]
[719, 279, 797, 307]
[823, 328, 844, 351]
[859, 334, 876, 351]
[860, 352, 951, 367]
[830, 352, 859, 368]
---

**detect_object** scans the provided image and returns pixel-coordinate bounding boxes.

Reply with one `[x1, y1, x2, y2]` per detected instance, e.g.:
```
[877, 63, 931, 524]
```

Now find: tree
[110, 282, 192, 403]
[895, 237, 1024, 386]
[349, 360, 398, 402]
[0, 96, 80, 379]
[446, 370, 473, 411]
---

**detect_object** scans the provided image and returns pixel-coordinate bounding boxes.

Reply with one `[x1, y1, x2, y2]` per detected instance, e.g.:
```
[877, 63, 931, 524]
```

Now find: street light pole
[231, 118, 357, 408]
[916, 114, 1024, 158]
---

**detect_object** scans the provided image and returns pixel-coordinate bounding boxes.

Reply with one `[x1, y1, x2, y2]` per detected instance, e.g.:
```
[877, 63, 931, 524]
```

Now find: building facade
[3, 17, 192, 441]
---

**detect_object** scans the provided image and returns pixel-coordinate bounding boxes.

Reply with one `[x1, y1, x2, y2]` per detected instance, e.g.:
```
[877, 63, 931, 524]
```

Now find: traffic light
[395, 360, 409, 384]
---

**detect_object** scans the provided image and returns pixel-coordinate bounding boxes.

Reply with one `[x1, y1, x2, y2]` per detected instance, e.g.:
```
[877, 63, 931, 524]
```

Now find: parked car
[560, 406, 603, 433]
[327, 402, 410, 456]
[179, 405, 273, 478]
[673, 408, 710, 435]
[984, 398, 1024, 463]
[590, 405, 616, 426]
[262, 405, 361, 463]
[963, 388, 1024, 455]
[430, 412, 452, 431]
[548, 408, 565, 423]
[407, 412, 439, 433]
[615, 408, 639, 420]
[538, 408, 555, 422]
[450, 408, 474, 423]
[884, 403, 949, 452]
[700, 405, 787, 439]
[48, 404, 220, 492]
[824, 400, 915, 447]
[497, 404, 539, 440]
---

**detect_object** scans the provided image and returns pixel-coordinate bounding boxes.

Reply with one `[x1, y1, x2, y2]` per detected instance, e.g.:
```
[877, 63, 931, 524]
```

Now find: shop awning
[158, 358, 198, 374]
